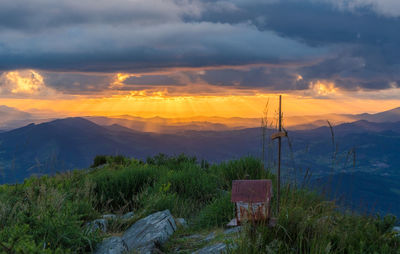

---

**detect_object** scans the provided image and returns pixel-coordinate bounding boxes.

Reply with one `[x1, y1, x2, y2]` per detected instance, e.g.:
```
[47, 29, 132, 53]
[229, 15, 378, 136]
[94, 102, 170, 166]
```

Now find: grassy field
[0, 154, 398, 253]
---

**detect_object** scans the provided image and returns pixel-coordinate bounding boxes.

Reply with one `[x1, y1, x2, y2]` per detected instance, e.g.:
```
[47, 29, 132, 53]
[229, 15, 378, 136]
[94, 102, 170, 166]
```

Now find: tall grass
[212, 156, 273, 189]
[233, 185, 400, 253]
[194, 193, 234, 229]
[90, 164, 161, 211]
[0, 154, 398, 253]
[0, 172, 100, 252]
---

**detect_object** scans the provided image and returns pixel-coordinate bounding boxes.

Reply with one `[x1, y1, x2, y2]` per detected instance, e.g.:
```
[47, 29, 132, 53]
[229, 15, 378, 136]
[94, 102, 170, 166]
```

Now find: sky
[1, 0, 400, 118]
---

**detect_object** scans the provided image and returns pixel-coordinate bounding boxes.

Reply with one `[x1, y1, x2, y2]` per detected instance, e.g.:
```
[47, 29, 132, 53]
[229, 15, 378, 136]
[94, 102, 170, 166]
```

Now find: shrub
[0, 224, 54, 253]
[146, 153, 197, 170]
[0, 177, 100, 253]
[91, 155, 133, 168]
[194, 193, 234, 229]
[91, 164, 161, 210]
[165, 163, 218, 203]
[211, 157, 272, 189]
[91, 155, 107, 168]
[139, 192, 198, 219]
[107, 155, 130, 166]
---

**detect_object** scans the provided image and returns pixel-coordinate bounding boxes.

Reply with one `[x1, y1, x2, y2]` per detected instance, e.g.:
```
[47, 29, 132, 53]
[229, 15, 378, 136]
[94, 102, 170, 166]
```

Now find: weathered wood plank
[270, 131, 287, 140]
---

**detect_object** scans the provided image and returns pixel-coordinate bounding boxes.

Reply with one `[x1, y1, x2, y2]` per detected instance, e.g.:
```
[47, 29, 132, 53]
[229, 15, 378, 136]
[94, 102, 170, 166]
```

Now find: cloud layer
[0, 0, 400, 96]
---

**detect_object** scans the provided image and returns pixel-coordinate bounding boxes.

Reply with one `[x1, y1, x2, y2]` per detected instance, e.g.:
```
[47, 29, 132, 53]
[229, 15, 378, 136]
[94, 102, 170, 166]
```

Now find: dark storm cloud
[1, 0, 400, 93]
[0, 0, 198, 31]
[42, 72, 114, 94]
[198, 67, 308, 90]
[191, 0, 400, 91]
[0, 20, 324, 72]
[198, 0, 400, 46]
[124, 75, 184, 86]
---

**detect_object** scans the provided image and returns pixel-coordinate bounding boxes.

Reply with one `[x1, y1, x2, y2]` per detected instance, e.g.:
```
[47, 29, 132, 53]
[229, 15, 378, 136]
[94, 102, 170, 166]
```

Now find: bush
[140, 192, 198, 219]
[194, 193, 234, 229]
[91, 155, 108, 168]
[212, 157, 272, 189]
[165, 163, 218, 203]
[0, 224, 53, 253]
[0, 177, 100, 252]
[91, 155, 133, 168]
[107, 155, 130, 166]
[91, 164, 161, 210]
[146, 153, 197, 170]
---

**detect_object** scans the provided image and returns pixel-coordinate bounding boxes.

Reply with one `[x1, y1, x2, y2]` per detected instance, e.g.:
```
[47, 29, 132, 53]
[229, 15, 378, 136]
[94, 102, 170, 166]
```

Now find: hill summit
[0, 154, 398, 253]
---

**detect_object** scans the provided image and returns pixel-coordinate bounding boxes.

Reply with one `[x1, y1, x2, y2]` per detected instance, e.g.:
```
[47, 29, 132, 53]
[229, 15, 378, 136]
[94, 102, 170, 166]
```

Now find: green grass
[233, 187, 400, 253]
[90, 163, 161, 211]
[0, 154, 398, 253]
[194, 192, 234, 229]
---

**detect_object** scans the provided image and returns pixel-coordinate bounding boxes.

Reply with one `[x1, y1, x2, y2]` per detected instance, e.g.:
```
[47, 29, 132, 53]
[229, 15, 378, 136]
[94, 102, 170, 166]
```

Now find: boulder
[393, 226, 400, 236]
[203, 232, 215, 242]
[184, 234, 202, 240]
[122, 209, 177, 253]
[176, 218, 188, 228]
[102, 214, 118, 220]
[121, 211, 134, 220]
[193, 243, 227, 254]
[94, 236, 127, 254]
[87, 219, 108, 233]
[223, 226, 242, 235]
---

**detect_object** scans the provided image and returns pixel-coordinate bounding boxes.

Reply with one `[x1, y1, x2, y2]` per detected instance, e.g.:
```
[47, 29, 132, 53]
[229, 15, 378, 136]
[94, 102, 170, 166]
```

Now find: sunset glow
[0, 0, 399, 126]
[0, 68, 398, 124]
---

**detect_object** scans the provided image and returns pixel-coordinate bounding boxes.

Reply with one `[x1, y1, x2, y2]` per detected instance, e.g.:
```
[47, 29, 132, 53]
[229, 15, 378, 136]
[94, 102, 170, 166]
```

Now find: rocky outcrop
[122, 209, 177, 253]
[223, 226, 242, 235]
[94, 209, 177, 254]
[393, 226, 400, 236]
[94, 236, 128, 254]
[87, 219, 108, 233]
[102, 214, 118, 220]
[121, 211, 134, 220]
[176, 218, 188, 228]
[87, 211, 135, 234]
[193, 243, 227, 254]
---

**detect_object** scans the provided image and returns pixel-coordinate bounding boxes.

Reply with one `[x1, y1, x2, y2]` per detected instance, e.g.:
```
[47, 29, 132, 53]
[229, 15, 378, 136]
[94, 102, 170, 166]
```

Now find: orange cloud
[0, 69, 399, 122]
[0, 70, 58, 97]
[309, 80, 338, 96]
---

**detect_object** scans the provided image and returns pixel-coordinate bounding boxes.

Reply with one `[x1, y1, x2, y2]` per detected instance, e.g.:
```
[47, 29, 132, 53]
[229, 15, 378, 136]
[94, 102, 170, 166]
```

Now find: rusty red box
[231, 180, 273, 224]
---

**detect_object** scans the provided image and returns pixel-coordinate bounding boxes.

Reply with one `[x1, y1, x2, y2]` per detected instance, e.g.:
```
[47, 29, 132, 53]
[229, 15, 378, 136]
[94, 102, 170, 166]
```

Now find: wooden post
[277, 95, 282, 213]
[270, 95, 286, 215]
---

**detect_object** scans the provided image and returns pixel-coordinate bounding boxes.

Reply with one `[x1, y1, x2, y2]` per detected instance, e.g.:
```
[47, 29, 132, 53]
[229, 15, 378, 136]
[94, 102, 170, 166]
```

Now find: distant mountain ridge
[1, 116, 400, 217]
[354, 107, 400, 122]
[1, 105, 400, 132]
[1, 116, 400, 181]
[290, 107, 400, 130]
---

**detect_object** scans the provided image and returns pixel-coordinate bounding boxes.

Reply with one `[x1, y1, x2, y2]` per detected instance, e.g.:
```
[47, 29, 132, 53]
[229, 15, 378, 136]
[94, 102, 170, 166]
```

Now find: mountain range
[2, 105, 400, 132]
[0, 107, 399, 217]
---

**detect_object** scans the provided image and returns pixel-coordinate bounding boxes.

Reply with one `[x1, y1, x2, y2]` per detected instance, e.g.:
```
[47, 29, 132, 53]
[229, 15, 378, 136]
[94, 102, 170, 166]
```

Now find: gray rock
[94, 236, 128, 254]
[184, 234, 202, 239]
[122, 209, 177, 253]
[121, 211, 134, 220]
[393, 226, 400, 236]
[193, 243, 227, 254]
[223, 226, 242, 235]
[87, 219, 108, 233]
[176, 218, 187, 228]
[102, 214, 118, 220]
[203, 232, 215, 242]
